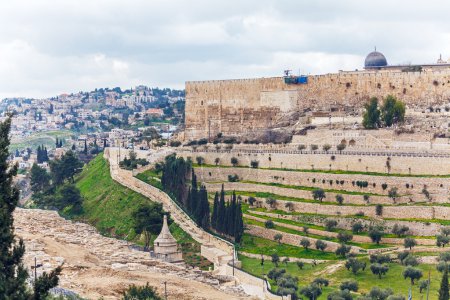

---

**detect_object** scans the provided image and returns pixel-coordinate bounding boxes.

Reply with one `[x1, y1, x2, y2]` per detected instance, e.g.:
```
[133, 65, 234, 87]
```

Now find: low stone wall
[245, 213, 436, 246]
[246, 225, 361, 253]
[206, 181, 450, 221]
[195, 166, 449, 202]
[179, 149, 450, 175]
[205, 182, 406, 205]
[224, 264, 286, 300]
[251, 210, 442, 237]
[239, 252, 327, 264]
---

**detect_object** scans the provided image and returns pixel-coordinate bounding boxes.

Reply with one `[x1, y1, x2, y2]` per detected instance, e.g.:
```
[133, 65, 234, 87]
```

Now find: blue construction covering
[284, 76, 308, 84]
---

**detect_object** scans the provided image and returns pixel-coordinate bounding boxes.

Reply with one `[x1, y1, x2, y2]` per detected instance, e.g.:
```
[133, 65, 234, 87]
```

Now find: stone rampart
[185, 70, 450, 139]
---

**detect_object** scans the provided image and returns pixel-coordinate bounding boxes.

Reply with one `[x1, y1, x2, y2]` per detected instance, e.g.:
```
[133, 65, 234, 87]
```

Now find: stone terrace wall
[179, 149, 450, 175]
[246, 225, 361, 254]
[205, 182, 405, 204]
[195, 167, 450, 202]
[245, 213, 436, 246]
[185, 69, 450, 139]
[260, 211, 443, 236]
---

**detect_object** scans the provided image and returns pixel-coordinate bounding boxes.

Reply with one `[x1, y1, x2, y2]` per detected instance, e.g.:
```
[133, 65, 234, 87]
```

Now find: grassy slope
[75, 154, 211, 268]
[76, 154, 149, 239]
[239, 255, 442, 299]
[10, 130, 73, 151]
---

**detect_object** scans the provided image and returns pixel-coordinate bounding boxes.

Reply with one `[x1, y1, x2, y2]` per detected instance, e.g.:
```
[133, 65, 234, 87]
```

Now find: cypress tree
[439, 270, 449, 300]
[37, 145, 41, 163]
[43, 146, 49, 162]
[229, 192, 237, 236]
[198, 185, 210, 229]
[218, 185, 226, 233]
[0, 117, 61, 298]
[186, 188, 192, 213]
[211, 192, 219, 230]
[234, 202, 244, 243]
[83, 140, 88, 154]
[190, 169, 198, 217]
[0, 117, 29, 298]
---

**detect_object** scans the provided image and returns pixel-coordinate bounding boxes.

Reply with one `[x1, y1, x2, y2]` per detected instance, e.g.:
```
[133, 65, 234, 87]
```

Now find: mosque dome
[364, 50, 388, 68]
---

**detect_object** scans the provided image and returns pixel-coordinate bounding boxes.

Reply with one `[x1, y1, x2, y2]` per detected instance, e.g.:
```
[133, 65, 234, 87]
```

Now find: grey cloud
[0, 0, 450, 98]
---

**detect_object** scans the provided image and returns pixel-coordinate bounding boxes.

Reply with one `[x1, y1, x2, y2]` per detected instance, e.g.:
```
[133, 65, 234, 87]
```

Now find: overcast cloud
[1, 0, 450, 99]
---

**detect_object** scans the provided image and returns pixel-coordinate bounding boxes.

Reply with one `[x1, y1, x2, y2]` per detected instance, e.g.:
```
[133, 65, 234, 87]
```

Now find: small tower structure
[152, 215, 182, 262]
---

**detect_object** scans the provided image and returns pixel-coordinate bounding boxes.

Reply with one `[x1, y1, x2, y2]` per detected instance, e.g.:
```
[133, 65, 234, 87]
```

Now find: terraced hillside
[136, 150, 450, 299]
[190, 162, 450, 298]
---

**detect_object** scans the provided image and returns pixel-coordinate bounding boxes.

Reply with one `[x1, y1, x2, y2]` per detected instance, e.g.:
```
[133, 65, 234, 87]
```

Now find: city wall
[185, 69, 450, 139]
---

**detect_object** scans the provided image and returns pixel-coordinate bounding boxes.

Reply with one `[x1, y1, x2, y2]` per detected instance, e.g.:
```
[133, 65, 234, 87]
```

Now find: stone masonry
[185, 68, 450, 139]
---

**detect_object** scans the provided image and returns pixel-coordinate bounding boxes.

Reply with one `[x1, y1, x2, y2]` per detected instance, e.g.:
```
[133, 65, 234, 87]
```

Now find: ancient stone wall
[179, 149, 450, 175]
[185, 68, 450, 139]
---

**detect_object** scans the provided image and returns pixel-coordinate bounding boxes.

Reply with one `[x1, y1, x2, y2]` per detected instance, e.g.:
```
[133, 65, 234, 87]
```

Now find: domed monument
[151, 215, 183, 262]
[364, 48, 388, 69]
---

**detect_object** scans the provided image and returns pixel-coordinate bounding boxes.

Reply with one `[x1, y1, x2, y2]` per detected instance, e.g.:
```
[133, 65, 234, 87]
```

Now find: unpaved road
[14, 208, 246, 300]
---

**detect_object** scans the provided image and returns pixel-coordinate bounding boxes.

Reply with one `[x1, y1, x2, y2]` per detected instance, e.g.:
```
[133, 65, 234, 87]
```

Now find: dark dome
[364, 51, 388, 68]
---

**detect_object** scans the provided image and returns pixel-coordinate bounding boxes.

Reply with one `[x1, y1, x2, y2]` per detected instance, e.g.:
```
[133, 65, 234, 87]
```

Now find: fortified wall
[185, 68, 450, 140]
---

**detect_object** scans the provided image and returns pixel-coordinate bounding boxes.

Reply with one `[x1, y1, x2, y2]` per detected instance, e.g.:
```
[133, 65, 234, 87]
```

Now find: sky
[1, 0, 450, 99]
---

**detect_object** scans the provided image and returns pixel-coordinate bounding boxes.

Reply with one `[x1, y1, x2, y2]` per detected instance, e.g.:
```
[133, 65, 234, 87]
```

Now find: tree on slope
[122, 283, 163, 300]
[0, 117, 61, 299]
[363, 97, 381, 129]
[133, 204, 165, 251]
[439, 270, 449, 300]
[381, 95, 406, 127]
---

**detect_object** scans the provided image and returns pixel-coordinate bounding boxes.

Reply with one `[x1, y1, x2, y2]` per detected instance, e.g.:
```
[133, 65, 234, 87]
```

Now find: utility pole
[34, 257, 37, 280]
[164, 281, 167, 300]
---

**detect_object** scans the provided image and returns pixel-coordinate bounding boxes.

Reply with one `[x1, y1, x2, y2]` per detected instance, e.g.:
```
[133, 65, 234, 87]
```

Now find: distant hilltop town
[0, 85, 185, 141]
[184, 50, 450, 140]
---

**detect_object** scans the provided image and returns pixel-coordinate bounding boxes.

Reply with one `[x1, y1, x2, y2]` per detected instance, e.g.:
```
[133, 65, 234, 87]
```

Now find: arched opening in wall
[349, 139, 356, 147]
[201, 101, 203, 105]
[341, 139, 347, 145]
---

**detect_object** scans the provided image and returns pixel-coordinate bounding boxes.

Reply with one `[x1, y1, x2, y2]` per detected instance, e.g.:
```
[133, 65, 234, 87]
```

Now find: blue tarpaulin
[284, 76, 308, 84]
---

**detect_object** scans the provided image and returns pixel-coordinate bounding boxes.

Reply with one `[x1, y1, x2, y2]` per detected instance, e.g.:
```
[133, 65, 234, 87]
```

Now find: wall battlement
[185, 68, 450, 140]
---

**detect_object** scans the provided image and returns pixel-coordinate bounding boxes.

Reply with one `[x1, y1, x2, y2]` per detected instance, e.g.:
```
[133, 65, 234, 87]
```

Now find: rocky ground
[14, 208, 247, 300]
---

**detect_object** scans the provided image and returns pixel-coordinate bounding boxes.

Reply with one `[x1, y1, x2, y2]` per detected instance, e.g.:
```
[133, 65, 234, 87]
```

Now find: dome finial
[374, 46, 377, 52]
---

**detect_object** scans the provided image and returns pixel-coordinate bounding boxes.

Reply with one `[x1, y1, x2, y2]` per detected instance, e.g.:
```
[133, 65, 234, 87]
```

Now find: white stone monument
[152, 215, 182, 262]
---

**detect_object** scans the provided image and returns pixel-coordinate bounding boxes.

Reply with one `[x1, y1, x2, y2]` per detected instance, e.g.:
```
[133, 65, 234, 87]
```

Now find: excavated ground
[14, 208, 247, 300]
